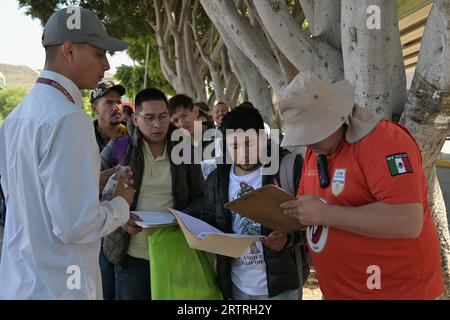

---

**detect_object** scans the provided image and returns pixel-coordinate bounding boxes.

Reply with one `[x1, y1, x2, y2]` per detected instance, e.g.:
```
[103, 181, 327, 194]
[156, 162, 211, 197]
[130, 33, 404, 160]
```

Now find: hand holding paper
[169, 209, 265, 258]
[262, 231, 288, 252]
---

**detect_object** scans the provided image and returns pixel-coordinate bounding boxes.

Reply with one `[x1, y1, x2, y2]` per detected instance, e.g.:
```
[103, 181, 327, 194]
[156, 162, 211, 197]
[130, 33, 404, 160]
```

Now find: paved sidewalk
[437, 166, 450, 230]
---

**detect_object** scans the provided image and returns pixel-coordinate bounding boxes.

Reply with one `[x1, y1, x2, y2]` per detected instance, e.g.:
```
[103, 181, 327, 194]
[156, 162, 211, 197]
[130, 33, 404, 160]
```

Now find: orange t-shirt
[298, 120, 444, 299]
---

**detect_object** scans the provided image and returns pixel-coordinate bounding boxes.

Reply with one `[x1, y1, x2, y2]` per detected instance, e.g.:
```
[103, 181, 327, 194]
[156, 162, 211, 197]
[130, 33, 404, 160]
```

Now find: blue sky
[0, 0, 133, 73]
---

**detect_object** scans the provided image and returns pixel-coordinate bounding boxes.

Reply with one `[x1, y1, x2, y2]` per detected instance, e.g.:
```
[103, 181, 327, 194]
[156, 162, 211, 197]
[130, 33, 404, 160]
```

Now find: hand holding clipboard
[224, 184, 307, 232]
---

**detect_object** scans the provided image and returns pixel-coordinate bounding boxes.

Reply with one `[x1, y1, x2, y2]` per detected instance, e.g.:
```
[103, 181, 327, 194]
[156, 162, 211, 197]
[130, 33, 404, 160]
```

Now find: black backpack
[279, 151, 311, 298]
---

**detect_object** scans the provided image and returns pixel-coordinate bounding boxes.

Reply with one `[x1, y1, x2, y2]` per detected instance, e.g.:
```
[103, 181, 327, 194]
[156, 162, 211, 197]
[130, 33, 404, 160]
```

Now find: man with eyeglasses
[100, 88, 204, 299]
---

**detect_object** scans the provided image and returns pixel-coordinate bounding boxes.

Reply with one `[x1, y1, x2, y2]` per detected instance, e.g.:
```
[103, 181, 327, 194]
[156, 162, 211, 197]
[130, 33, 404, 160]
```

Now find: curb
[437, 160, 450, 168]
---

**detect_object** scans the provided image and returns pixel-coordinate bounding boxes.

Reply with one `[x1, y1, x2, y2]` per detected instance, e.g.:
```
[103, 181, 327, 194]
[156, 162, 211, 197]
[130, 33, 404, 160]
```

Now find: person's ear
[132, 114, 139, 127]
[91, 103, 98, 116]
[193, 106, 200, 119]
[61, 42, 75, 62]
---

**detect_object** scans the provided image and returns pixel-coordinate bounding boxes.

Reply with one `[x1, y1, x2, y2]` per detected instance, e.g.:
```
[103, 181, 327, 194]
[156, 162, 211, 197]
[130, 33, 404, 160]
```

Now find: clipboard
[224, 184, 307, 232]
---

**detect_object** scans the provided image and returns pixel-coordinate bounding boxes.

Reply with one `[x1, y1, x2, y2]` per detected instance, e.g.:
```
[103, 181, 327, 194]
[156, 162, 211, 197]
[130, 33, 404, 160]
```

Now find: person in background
[121, 102, 134, 124]
[169, 95, 218, 179]
[194, 101, 215, 140]
[91, 80, 128, 152]
[212, 100, 231, 127]
[169, 94, 201, 139]
[194, 102, 212, 122]
[90, 82, 130, 300]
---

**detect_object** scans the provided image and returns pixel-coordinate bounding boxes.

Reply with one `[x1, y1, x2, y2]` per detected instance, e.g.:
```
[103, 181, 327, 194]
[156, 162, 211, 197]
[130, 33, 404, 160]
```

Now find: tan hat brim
[281, 79, 355, 147]
[90, 37, 128, 52]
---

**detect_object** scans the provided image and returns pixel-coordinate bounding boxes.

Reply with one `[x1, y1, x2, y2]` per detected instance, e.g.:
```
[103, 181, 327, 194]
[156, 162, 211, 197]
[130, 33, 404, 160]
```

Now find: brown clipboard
[224, 184, 307, 232]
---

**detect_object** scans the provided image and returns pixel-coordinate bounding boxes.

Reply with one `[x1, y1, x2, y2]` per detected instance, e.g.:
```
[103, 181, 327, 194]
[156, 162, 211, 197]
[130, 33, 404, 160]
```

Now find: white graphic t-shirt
[228, 165, 268, 296]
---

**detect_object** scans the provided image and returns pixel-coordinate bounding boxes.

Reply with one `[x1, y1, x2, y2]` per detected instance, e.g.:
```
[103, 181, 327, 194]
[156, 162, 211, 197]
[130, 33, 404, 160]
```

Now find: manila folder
[169, 208, 264, 258]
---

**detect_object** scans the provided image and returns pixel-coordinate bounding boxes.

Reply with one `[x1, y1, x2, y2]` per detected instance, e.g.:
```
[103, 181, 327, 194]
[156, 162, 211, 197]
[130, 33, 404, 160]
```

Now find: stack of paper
[131, 211, 177, 229]
[169, 209, 264, 258]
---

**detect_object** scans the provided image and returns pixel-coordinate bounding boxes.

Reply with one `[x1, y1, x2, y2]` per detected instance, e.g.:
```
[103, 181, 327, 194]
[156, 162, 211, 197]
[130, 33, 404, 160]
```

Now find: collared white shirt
[0, 70, 129, 300]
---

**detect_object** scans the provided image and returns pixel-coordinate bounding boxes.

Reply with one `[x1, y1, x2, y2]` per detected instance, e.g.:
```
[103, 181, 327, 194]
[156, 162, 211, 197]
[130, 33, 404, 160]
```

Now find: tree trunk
[400, 0, 450, 297]
[200, 0, 276, 127]
[244, 67, 275, 128]
[341, 0, 407, 119]
[226, 38, 275, 128]
[300, 0, 342, 50]
[200, 0, 286, 93]
[253, 0, 344, 83]
[183, 22, 207, 101]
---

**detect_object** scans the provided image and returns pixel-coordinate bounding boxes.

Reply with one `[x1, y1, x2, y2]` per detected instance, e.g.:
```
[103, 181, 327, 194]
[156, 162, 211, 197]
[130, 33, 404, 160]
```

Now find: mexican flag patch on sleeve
[386, 153, 413, 176]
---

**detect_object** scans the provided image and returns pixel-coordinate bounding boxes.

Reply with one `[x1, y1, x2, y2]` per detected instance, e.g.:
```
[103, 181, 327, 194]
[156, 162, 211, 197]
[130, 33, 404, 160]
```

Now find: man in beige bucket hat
[278, 71, 444, 300]
[0, 7, 137, 299]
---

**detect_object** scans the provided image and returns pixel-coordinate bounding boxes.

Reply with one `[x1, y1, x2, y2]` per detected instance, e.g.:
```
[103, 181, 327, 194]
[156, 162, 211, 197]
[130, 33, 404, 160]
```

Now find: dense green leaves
[0, 87, 28, 123]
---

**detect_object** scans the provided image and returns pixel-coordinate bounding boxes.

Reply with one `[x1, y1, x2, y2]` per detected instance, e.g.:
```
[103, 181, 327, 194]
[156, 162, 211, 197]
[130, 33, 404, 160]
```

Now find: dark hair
[134, 88, 168, 113]
[194, 102, 210, 113]
[220, 104, 264, 133]
[236, 101, 255, 109]
[122, 106, 134, 116]
[44, 45, 62, 64]
[168, 94, 194, 115]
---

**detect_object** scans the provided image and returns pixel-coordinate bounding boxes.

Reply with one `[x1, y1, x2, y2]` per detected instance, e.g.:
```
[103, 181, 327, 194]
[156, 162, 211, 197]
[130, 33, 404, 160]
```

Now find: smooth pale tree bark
[244, 0, 299, 84]
[201, 0, 286, 93]
[400, 0, 450, 296]
[221, 49, 241, 106]
[341, 0, 407, 120]
[202, 0, 276, 127]
[147, 0, 208, 100]
[299, 0, 342, 50]
[253, 0, 344, 83]
[183, 22, 207, 101]
[232, 56, 276, 128]
[191, 0, 225, 102]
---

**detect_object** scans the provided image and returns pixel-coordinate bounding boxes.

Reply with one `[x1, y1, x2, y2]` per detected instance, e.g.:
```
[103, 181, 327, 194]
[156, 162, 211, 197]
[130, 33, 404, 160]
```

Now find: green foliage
[115, 63, 175, 100]
[81, 89, 94, 119]
[17, 0, 175, 95]
[0, 87, 94, 122]
[0, 87, 28, 123]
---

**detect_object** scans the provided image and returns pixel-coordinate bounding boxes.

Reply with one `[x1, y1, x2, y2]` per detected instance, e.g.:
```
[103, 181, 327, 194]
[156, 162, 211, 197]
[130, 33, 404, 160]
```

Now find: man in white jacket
[0, 7, 136, 299]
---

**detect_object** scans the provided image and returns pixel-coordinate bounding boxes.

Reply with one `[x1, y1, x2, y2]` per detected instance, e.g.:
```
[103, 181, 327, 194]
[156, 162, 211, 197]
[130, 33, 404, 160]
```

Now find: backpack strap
[280, 152, 299, 195]
[279, 152, 307, 299]
[111, 136, 131, 167]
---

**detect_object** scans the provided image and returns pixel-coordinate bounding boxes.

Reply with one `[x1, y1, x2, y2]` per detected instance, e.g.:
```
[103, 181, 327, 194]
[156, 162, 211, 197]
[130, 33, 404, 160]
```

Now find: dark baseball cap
[91, 81, 126, 103]
[42, 7, 128, 52]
